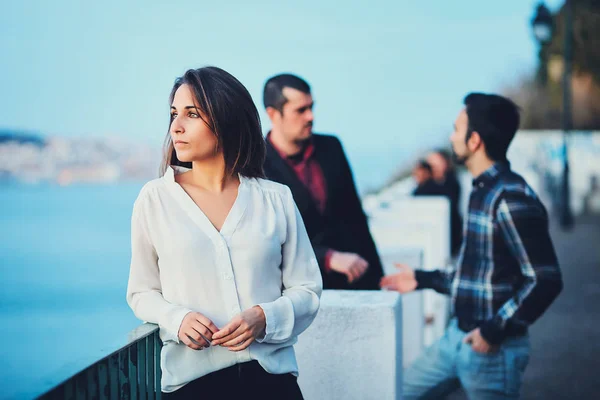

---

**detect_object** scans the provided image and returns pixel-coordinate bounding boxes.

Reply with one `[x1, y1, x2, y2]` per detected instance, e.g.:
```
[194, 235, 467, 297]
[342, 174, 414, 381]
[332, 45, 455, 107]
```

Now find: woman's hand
[211, 306, 266, 351]
[178, 312, 219, 350]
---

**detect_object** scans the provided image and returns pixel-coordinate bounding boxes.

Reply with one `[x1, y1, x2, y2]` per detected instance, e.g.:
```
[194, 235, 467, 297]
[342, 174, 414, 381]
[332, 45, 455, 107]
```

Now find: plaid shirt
[416, 162, 563, 344]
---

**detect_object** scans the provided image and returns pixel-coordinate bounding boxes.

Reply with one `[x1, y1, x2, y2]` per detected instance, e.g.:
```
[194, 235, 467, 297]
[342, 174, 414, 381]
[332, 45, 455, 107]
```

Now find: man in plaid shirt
[381, 93, 563, 399]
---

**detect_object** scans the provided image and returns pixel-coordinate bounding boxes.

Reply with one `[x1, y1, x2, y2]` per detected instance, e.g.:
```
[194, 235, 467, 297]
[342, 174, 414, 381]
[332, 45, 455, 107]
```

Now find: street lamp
[531, 3, 553, 84]
[532, 3, 553, 43]
[530, 1, 574, 230]
[560, 0, 574, 229]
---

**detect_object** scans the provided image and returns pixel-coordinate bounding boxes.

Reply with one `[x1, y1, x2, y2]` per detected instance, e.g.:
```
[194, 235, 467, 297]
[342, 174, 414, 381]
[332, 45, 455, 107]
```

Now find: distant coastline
[0, 130, 160, 186]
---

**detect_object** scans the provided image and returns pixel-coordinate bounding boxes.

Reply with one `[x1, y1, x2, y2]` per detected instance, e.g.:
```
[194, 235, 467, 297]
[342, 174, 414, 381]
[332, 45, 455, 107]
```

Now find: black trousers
[162, 361, 304, 400]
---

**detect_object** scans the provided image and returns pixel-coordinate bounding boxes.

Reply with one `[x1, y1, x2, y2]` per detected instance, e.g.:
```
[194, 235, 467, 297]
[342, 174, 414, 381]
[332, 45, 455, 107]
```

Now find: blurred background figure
[427, 150, 460, 206]
[427, 149, 464, 256]
[412, 159, 442, 196]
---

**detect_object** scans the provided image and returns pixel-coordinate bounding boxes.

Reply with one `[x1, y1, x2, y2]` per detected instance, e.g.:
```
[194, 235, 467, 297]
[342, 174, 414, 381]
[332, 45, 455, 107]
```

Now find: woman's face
[169, 84, 220, 163]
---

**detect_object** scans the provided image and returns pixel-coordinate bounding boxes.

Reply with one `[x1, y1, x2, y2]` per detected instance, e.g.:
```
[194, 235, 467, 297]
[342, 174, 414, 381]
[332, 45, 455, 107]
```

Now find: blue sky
[0, 0, 564, 190]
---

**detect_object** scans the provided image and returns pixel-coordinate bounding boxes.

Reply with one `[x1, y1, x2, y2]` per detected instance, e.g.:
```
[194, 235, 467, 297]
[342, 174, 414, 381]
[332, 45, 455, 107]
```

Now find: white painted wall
[367, 197, 451, 367]
[509, 130, 600, 215]
[379, 247, 423, 369]
[296, 291, 403, 400]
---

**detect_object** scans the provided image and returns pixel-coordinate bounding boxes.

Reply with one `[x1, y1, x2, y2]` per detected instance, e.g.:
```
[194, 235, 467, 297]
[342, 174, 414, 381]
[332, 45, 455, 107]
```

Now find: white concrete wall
[296, 291, 403, 400]
[509, 130, 600, 215]
[379, 248, 423, 369]
[367, 197, 451, 367]
[369, 222, 425, 368]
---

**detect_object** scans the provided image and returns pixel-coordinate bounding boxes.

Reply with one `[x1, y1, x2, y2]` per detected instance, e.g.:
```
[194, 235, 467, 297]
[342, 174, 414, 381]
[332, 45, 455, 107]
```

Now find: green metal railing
[39, 324, 161, 400]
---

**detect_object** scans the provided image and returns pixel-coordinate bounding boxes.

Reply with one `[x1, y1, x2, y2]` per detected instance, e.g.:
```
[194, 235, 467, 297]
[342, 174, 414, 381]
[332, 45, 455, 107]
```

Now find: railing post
[155, 333, 162, 400]
[98, 359, 109, 400]
[138, 336, 147, 398]
[108, 353, 119, 400]
[118, 347, 130, 399]
[128, 344, 138, 400]
[147, 334, 156, 399]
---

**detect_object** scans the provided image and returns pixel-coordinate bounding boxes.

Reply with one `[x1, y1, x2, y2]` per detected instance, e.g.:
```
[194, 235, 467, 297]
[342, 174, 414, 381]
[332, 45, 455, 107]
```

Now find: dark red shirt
[268, 135, 335, 271]
[269, 137, 328, 214]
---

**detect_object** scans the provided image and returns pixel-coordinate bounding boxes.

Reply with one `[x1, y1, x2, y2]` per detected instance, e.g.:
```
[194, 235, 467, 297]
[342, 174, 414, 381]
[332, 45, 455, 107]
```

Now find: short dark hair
[433, 148, 455, 172]
[263, 73, 311, 113]
[433, 148, 452, 164]
[416, 159, 433, 175]
[161, 67, 265, 179]
[463, 93, 520, 162]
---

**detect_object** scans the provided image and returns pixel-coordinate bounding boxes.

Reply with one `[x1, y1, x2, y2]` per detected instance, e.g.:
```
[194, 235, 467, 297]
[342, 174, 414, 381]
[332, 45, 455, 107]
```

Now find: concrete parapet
[296, 290, 403, 400]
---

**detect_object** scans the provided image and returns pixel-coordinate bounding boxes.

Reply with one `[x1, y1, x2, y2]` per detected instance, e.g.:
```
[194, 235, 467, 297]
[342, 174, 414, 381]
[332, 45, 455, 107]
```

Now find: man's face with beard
[274, 87, 314, 147]
[450, 109, 472, 165]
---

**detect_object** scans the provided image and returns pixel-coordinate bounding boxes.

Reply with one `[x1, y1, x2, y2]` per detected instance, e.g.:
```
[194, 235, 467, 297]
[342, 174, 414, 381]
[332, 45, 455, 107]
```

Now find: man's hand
[379, 263, 418, 293]
[178, 312, 219, 350]
[211, 306, 266, 352]
[463, 328, 499, 354]
[329, 251, 369, 283]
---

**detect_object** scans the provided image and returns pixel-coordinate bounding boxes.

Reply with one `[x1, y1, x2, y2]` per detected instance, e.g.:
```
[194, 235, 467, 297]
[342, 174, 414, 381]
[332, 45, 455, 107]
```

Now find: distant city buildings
[0, 131, 160, 185]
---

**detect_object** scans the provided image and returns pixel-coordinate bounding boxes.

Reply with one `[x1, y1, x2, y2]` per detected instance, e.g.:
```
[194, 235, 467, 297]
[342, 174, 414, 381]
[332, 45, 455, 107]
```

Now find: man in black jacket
[412, 159, 444, 197]
[262, 73, 383, 290]
[427, 149, 464, 256]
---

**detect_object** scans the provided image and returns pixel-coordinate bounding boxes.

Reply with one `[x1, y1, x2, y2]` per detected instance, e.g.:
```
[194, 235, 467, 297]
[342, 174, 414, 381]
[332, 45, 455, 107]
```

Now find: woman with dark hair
[127, 67, 322, 399]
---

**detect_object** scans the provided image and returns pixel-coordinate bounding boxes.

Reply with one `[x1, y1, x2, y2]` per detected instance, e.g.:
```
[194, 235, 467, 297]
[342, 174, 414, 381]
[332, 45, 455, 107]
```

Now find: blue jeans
[403, 319, 530, 399]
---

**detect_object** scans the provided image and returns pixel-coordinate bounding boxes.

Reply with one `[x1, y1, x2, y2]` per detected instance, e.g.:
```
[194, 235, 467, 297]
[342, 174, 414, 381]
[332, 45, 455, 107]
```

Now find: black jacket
[413, 179, 445, 197]
[264, 133, 384, 290]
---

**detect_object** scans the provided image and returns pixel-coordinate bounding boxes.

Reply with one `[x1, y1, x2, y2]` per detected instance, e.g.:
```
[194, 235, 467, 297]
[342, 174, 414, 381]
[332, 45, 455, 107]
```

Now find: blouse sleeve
[126, 195, 192, 343]
[256, 187, 323, 344]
